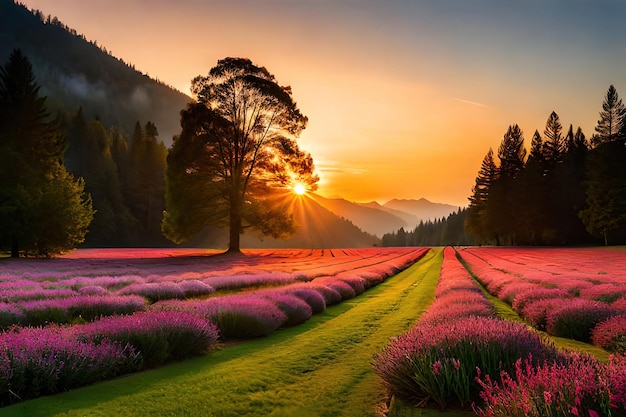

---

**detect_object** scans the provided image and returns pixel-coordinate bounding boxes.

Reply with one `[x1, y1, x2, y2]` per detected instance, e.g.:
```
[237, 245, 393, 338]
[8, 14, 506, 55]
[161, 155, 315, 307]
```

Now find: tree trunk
[228, 192, 242, 253]
[11, 235, 19, 258]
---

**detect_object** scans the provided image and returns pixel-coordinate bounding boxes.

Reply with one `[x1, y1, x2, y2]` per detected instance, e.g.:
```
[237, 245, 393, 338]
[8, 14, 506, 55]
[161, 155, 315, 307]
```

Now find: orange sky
[21, 0, 626, 207]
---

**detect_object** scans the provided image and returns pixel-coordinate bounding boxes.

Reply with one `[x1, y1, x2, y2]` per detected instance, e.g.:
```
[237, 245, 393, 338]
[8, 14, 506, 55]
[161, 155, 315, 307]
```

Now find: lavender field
[1, 246, 625, 416]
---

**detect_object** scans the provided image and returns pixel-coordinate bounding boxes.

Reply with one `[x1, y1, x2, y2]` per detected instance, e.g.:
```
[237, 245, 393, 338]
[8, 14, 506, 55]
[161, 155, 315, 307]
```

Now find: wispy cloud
[448, 97, 492, 108]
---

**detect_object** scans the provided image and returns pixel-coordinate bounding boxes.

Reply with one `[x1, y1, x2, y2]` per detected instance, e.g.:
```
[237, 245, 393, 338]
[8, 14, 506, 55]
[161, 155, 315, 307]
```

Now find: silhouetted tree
[127, 121, 167, 244]
[592, 85, 625, 147]
[515, 130, 550, 244]
[465, 148, 497, 243]
[383, 209, 475, 247]
[163, 58, 317, 252]
[490, 124, 526, 244]
[580, 91, 626, 245]
[555, 125, 589, 244]
[0, 49, 92, 256]
[543, 111, 565, 167]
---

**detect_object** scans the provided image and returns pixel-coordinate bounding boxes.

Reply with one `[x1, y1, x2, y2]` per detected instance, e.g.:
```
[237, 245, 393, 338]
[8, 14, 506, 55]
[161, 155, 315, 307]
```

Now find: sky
[21, 0, 626, 206]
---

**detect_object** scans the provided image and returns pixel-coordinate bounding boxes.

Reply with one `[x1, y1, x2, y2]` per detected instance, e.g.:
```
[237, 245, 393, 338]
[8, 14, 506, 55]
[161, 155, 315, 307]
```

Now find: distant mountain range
[1, 0, 460, 249]
[312, 195, 459, 238]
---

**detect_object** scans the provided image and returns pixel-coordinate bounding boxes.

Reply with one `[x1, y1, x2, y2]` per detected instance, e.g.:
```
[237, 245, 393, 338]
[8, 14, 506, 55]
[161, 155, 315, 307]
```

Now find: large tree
[0, 49, 93, 257]
[163, 58, 317, 252]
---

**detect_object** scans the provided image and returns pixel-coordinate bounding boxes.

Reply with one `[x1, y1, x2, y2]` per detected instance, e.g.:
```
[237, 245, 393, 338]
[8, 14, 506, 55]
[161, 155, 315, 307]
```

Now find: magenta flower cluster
[475, 353, 626, 417]
[0, 326, 140, 406]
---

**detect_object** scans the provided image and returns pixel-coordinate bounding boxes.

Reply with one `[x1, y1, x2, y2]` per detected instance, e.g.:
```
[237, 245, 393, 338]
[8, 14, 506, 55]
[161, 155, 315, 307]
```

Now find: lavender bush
[73, 310, 219, 368]
[18, 295, 147, 325]
[546, 299, 616, 342]
[0, 326, 140, 406]
[591, 315, 626, 353]
[195, 296, 287, 339]
[374, 317, 560, 410]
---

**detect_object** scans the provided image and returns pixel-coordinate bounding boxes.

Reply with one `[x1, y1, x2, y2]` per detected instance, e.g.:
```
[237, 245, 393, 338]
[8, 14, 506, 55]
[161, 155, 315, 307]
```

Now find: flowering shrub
[337, 276, 367, 295]
[475, 353, 625, 417]
[326, 280, 357, 300]
[580, 284, 626, 304]
[511, 287, 572, 313]
[1, 288, 76, 302]
[546, 299, 616, 342]
[261, 292, 313, 327]
[0, 326, 140, 406]
[178, 279, 215, 298]
[0, 303, 24, 329]
[195, 296, 287, 339]
[118, 282, 186, 303]
[591, 315, 626, 353]
[17, 295, 147, 326]
[374, 317, 559, 410]
[77, 285, 108, 296]
[285, 287, 327, 314]
[72, 311, 219, 368]
[305, 283, 342, 306]
[613, 296, 626, 312]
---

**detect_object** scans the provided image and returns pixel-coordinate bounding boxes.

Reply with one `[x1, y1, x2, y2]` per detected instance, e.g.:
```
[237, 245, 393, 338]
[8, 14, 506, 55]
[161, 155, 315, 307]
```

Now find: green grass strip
[2, 248, 444, 417]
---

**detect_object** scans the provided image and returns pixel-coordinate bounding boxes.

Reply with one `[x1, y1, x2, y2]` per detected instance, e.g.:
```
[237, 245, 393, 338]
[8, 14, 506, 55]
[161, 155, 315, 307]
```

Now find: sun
[293, 183, 307, 195]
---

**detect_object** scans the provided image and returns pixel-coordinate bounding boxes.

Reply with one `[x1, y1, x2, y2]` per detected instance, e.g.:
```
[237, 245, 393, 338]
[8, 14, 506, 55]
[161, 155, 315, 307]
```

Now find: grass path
[2, 248, 444, 417]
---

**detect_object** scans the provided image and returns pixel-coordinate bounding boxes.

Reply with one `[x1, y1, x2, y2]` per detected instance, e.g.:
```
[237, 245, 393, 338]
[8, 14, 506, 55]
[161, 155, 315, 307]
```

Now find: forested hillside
[0, 0, 190, 143]
[0, 1, 184, 247]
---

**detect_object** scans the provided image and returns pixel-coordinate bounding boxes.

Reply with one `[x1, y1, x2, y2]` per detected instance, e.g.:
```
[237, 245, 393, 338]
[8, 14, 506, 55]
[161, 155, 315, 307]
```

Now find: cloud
[447, 97, 491, 108]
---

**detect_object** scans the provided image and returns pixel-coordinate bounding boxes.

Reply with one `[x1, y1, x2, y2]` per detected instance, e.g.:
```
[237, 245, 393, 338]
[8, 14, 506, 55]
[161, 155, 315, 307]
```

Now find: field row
[375, 247, 626, 416]
[457, 247, 626, 352]
[0, 247, 428, 406]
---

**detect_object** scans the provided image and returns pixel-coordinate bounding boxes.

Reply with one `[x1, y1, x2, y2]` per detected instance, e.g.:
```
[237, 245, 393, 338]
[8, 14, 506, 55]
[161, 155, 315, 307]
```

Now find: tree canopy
[163, 58, 318, 252]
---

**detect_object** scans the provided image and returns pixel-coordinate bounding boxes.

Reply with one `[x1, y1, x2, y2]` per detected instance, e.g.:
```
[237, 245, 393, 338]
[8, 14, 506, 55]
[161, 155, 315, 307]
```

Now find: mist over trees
[0, 1, 189, 145]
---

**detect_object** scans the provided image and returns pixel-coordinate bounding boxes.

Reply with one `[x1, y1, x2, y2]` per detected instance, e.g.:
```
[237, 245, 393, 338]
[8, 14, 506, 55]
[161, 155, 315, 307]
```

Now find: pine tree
[0, 49, 93, 256]
[465, 148, 497, 243]
[592, 85, 626, 146]
[543, 111, 564, 166]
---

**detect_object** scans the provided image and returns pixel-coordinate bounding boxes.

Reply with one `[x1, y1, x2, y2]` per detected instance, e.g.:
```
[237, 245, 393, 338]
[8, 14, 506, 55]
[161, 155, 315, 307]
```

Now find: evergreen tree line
[0, 49, 93, 257]
[0, 49, 169, 256]
[383, 85, 626, 247]
[466, 85, 626, 246]
[381, 208, 477, 247]
[63, 113, 169, 247]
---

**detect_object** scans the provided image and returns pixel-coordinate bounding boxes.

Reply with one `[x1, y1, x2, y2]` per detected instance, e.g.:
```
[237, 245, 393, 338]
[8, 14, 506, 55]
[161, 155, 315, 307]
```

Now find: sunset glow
[19, 0, 626, 206]
[293, 183, 306, 195]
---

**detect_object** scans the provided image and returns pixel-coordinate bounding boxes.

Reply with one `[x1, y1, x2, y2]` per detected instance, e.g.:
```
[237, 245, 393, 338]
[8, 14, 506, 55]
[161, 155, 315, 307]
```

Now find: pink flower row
[374, 247, 557, 409]
[457, 247, 625, 345]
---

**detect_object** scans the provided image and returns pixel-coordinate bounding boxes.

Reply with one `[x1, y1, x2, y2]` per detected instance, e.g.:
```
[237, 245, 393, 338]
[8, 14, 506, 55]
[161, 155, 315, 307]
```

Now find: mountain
[311, 194, 409, 238]
[0, 0, 189, 142]
[383, 198, 460, 225]
[190, 196, 380, 249]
